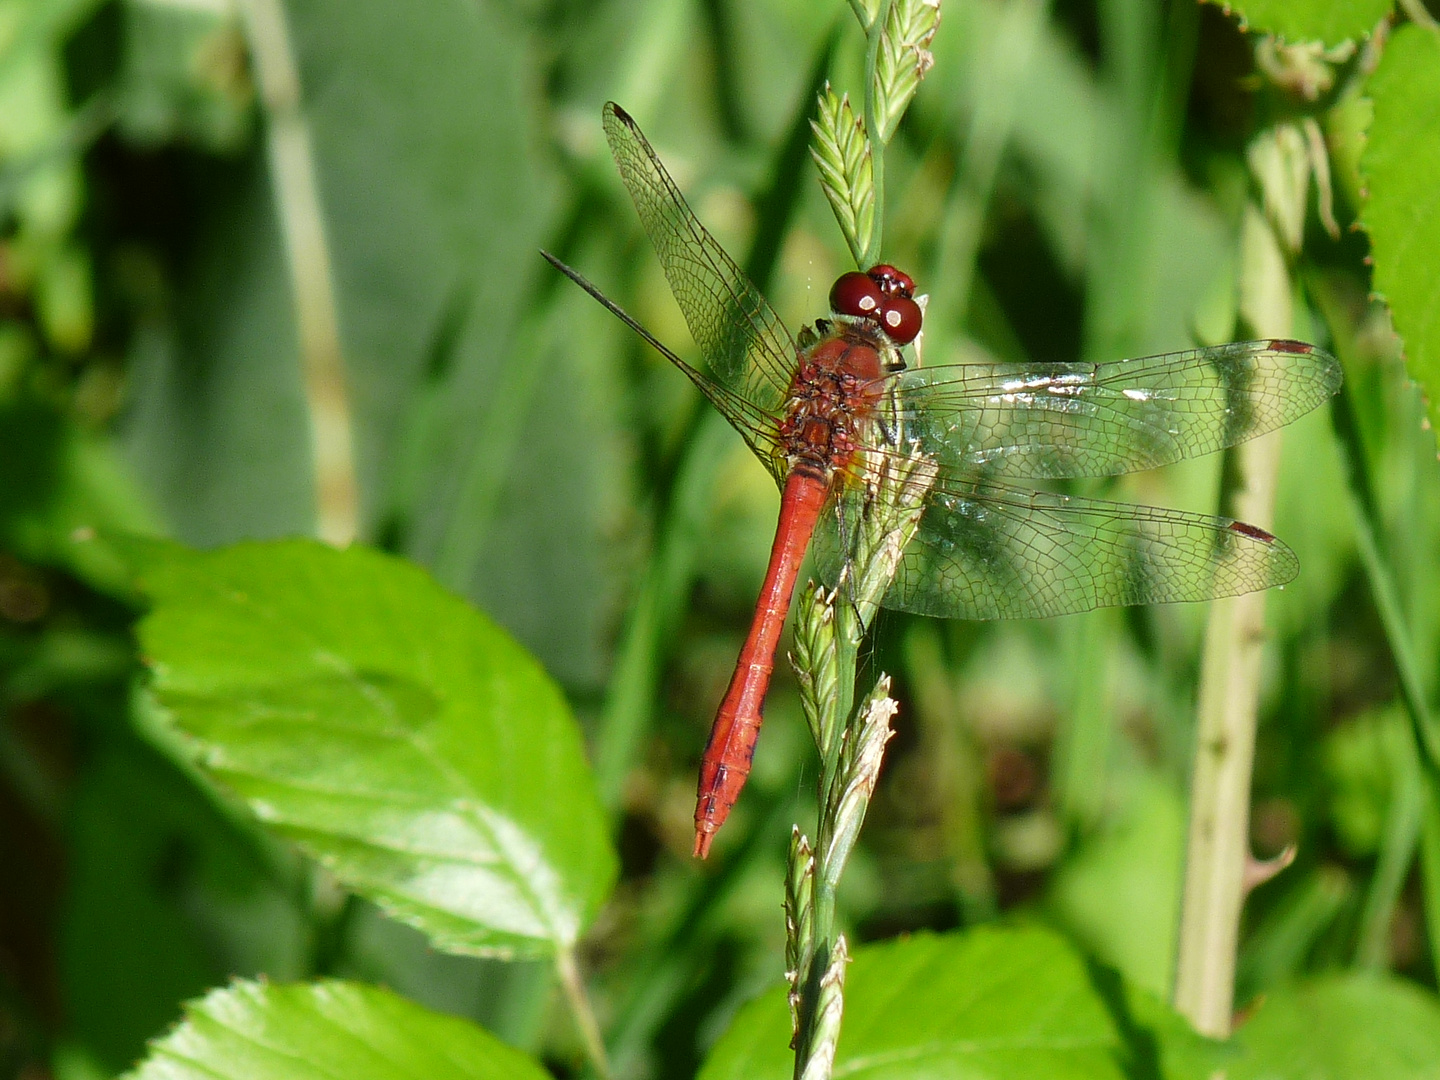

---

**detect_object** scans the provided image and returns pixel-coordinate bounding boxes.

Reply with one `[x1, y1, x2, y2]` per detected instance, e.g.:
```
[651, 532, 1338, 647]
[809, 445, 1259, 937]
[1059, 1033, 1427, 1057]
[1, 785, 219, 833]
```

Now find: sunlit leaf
[125, 980, 551, 1080]
[1231, 973, 1440, 1078]
[1214, 0, 1391, 46]
[699, 926, 1220, 1080]
[1362, 23, 1440, 436]
[133, 538, 618, 959]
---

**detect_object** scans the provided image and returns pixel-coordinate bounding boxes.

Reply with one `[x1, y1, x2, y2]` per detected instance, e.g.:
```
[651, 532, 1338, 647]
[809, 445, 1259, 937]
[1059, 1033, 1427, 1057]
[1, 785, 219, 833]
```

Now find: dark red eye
[830, 271, 883, 318]
[867, 263, 915, 297]
[880, 296, 923, 344]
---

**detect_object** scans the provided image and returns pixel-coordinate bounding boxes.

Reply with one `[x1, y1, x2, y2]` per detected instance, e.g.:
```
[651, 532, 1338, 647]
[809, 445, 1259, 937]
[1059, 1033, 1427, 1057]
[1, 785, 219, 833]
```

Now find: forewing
[602, 102, 797, 416]
[540, 250, 787, 480]
[887, 340, 1341, 479]
[813, 476, 1297, 621]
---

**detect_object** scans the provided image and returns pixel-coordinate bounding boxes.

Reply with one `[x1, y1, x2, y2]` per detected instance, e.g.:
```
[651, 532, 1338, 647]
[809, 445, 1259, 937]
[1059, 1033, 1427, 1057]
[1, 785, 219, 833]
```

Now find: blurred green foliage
[2, 0, 1440, 1078]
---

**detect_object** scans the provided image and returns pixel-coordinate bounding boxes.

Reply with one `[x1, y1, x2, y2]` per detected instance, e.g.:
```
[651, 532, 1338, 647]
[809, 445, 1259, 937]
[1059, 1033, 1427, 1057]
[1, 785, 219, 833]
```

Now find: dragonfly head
[828, 265, 923, 346]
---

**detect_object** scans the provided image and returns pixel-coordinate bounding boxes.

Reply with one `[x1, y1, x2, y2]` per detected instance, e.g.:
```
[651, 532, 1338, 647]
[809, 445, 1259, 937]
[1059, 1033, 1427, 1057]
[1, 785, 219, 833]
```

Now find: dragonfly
[545, 102, 1341, 859]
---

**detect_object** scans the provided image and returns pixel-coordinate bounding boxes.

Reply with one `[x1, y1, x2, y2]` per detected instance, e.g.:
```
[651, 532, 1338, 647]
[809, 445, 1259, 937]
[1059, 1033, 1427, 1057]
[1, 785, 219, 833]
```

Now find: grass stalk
[790, 435, 935, 1078]
[236, 0, 358, 547]
[788, 6, 939, 1070]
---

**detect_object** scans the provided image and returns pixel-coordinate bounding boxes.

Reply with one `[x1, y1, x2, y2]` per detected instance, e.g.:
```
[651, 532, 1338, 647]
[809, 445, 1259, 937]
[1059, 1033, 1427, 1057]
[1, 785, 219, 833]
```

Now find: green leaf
[1362, 23, 1440, 435]
[1231, 973, 1440, 1078]
[699, 926, 1217, 1080]
[120, 150, 315, 544]
[133, 538, 617, 959]
[1212, 0, 1391, 46]
[286, 0, 550, 488]
[125, 979, 551, 1080]
[281, 1, 633, 691]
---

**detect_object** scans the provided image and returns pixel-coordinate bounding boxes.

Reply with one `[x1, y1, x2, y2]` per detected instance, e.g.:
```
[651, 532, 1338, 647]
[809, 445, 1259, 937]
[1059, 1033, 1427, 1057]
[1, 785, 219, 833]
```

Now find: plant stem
[237, 0, 358, 547]
[791, 436, 934, 1078]
[1173, 435, 1281, 1036]
[556, 948, 611, 1079]
[1173, 197, 1291, 1037]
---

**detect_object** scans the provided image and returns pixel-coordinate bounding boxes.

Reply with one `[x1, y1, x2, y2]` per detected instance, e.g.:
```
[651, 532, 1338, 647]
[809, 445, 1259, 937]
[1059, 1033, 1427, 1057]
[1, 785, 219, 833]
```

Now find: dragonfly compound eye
[866, 264, 915, 298]
[830, 271, 884, 318]
[881, 296, 923, 344]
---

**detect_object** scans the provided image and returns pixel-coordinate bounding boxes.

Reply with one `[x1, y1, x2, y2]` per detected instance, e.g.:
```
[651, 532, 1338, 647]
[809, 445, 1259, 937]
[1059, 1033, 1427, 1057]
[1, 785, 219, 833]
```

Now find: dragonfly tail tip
[693, 829, 714, 859]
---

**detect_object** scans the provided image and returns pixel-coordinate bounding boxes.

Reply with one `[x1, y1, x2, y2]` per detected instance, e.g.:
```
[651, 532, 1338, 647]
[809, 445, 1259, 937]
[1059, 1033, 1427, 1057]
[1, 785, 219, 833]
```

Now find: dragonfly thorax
[777, 330, 886, 479]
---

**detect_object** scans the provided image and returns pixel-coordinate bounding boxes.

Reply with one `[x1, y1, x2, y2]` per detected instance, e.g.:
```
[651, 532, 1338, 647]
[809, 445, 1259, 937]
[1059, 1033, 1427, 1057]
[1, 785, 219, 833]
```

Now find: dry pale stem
[238, 0, 358, 546]
[1174, 193, 1294, 1036]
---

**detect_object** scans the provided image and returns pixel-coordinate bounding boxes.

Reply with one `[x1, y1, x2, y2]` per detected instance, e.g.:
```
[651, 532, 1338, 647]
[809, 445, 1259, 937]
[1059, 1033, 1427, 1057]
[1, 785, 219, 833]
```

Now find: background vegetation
[2, 0, 1440, 1078]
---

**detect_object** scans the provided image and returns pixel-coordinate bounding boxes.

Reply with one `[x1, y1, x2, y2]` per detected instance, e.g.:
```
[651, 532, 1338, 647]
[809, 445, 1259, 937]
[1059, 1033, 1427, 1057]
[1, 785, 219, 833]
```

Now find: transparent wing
[813, 473, 1297, 621]
[540, 250, 788, 480]
[880, 340, 1340, 479]
[603, 102, 798, 416]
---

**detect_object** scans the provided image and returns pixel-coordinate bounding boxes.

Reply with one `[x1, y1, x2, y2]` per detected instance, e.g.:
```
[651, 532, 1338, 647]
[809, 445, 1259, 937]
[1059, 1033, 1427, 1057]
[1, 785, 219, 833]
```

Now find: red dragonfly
[545, 102, 1341, 859]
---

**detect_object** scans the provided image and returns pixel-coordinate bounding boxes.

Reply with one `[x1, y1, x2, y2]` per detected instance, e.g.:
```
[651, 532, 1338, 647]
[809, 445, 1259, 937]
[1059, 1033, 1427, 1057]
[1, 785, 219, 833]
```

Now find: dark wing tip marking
[1267, 339, 1343, 396]
[606, 100, 633, 125]
[1268, 338, 1313, 354]
[1228, 520, 1277, 543]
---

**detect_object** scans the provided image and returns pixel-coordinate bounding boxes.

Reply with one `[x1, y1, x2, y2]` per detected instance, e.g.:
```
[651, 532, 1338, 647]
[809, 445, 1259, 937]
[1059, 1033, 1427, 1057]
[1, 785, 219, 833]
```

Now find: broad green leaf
[699, 926, 1219, 1080]
[125, 979, 550, 1080]
[284, 0, 548, 499]
[281, 0, 633, 690]
[1362, 24, 1440, 435]
[120, 150, 315, 544]
[1212, 0, 1391, 46]
[133, 539, 618, 958]
[1231, 973, 1440, 1078]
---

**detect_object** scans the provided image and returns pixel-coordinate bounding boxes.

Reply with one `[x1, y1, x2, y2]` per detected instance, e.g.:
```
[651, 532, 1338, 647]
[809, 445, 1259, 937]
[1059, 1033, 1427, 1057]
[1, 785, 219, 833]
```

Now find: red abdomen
[693, 469, 828, 857]
[692, 329, 887, 858]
